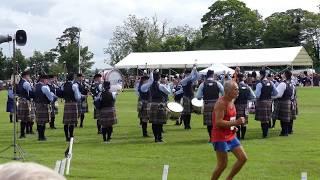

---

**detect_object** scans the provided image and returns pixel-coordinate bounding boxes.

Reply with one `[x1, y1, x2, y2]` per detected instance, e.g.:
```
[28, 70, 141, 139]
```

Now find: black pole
[12, 39, 18, 160]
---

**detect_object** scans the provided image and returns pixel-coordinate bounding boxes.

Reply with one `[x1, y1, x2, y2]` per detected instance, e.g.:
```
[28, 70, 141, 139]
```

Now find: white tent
[115, 46, 313, 69]
[199, 64, 235, 75]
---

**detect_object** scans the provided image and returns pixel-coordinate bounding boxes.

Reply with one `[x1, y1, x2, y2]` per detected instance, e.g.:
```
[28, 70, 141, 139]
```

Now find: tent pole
[169, 69, 171, 81]
[136, 65, 138, 76]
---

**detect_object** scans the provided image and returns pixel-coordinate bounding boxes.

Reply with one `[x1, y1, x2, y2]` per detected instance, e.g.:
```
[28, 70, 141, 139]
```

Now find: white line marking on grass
[162, 165, 169, 180]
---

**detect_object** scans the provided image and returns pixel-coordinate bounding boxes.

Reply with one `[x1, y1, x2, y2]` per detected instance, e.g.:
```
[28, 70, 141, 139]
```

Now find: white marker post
[162, 165, 169, 180]
[301, 172, 307, 180]
[65, 137, 74, 175]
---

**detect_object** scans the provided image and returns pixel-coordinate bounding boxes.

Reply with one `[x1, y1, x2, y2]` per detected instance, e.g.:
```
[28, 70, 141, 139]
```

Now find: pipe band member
[273, 70, 297, 136]
[255, 69, 278, 138]
[17, 71, 33, 139]
[99, 81, 118, 143]
[180, 65, 199, 129]
[234, 73, 255, 140]
[62, 73, 83, 142]
[136, 75, 150, 137]
[196, 70, 224, 139]
[76, 73, 89, 128]
[6, 83, 14, 123]
[91, 74, 103, 134]
[34, 74, 56, 141]
[141, 70, 171, 143]
[172, 75, 183, 125]
[48, 74, 60, 129]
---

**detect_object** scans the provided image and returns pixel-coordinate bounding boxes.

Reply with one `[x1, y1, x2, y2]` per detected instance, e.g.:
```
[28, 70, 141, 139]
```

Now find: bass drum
[191, 98, 203, 114]
[102, 69, 124, 92]
[167, 102, 183, 120]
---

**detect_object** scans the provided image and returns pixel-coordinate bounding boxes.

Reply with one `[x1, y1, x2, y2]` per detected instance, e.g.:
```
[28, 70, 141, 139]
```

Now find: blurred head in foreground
[0, 162, 66, 180]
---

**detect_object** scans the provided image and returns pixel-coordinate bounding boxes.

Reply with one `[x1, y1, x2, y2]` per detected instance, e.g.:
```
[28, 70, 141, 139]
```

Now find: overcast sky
[0, 0, 318, 69]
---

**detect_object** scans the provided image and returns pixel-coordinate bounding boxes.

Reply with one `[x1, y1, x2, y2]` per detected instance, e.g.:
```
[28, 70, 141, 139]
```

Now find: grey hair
[224, 80, 235, 94]
[0, 162, 65, 180]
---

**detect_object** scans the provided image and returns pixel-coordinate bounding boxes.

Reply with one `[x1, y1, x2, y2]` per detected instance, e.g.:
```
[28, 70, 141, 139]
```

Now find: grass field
[0, 88, 320, 180]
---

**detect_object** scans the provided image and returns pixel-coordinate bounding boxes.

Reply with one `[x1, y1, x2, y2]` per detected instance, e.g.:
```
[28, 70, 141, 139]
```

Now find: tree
[53, 27, 94, 73]
[161, 36, 185, 52]
[263, 9, 305, 48]
[0, 48, 8, 80]
[301, 11, 320, 68]
[201, 0, 264, 49]
[104, 15, 167, 65]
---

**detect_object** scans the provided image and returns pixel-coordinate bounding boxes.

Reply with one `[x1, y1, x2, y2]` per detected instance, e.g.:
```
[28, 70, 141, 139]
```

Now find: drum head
[191, 98, 203, 107]
[167, 102, 183, 113]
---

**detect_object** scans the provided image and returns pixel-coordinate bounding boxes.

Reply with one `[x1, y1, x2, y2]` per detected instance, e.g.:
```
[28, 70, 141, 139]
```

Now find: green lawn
[0, 88, 320, 180]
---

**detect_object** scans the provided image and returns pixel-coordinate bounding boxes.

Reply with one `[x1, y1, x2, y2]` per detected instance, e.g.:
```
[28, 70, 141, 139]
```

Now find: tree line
[0, 27, 94, 80]
[105, 0, 320, 71]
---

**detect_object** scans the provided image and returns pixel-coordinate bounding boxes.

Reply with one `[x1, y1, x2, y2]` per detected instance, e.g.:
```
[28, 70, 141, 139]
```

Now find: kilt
[292, 99, 298, 120]
[35, 103, 50, 125]
[255, 99, 273, 122]
[148, 102, 168, 125]
[203, 100, 217, 126]
[30, 101, 36, 122]
[77, 98, 89, 114]
[94, 108, 100, 120]
[63, 102, 78, 125]
[235, 103, 249, 124]
[273, 99, 297, 122]
[6, 99, 14, 113]
[50, 103, 57, 117]
[137, 100, 149, 122]
[182, 96, 192, 115]
[17, 98, 30, 122]
[99, 107, 117, 127]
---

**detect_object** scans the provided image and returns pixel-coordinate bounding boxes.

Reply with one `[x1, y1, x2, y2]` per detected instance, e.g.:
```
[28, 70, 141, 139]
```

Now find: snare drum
[167, 102, 183, 120]
[191, 98, 203, 114]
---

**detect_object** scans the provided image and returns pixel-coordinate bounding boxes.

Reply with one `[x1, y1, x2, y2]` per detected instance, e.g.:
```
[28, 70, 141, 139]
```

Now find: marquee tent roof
[114, 46, 313, 69]
[199, 64, 235, 75]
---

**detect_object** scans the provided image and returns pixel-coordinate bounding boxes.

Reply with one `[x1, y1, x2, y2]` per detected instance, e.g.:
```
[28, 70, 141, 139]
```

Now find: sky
[0, 0, 319, 69]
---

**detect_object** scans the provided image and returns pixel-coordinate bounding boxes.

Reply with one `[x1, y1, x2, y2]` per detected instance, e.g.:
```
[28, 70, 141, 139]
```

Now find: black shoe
[39, 137, 47, 141]
[80, 125, 83, 128]
[143, 134, 149, 137]
[50, 127, 57, 129]
[97, 131, 102, 134]
[66, 138, 70, 142]
[19, 135, 26, 139]
[279, 133, 288, 136]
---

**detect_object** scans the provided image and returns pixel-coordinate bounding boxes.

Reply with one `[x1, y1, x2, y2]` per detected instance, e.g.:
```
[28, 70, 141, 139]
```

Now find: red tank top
[211, 97, 237, 142]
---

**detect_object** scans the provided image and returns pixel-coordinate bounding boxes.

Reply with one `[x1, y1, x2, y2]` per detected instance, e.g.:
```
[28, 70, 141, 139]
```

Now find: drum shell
[102, 69, 123, 92]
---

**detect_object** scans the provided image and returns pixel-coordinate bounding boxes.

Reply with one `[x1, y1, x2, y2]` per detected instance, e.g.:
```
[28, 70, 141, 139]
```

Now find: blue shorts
[212, 137, 241, 152]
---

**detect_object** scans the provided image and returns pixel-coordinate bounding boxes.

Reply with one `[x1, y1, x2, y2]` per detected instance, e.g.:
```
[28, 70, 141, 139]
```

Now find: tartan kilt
[29, 101, 36, 122]
[78, 98, 89, 114]
[17, 99, 30, 122]
[35, 103, 50, 125]
[292, 99, 298, 120]
[203, 100, 217, 126]
[182, 96, 192, 115]
[99, 107, 117, 127]
[137, 100, 149, 122]
[235, 103, 249, 124]
[50, 103, 56, 117]
[148, 102, 168, 125]
[272, 99, 293, 122]
[255, 99, 273, 122]
[63, 102, 78, 125]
